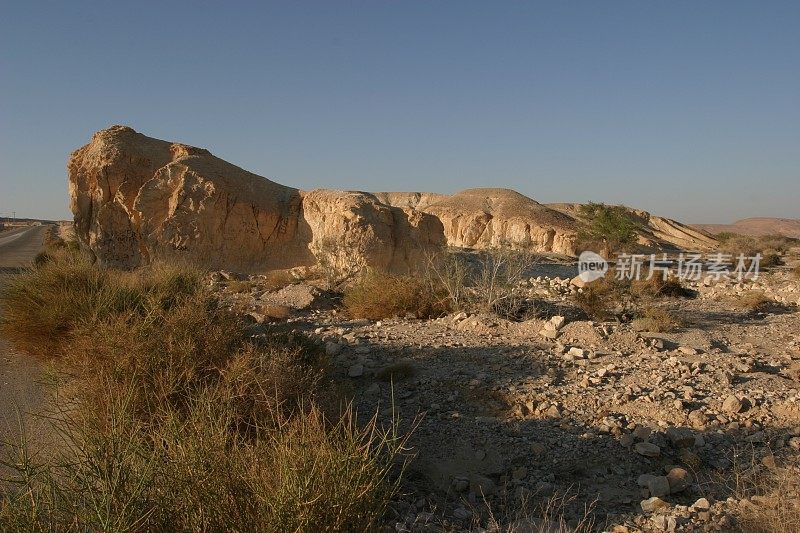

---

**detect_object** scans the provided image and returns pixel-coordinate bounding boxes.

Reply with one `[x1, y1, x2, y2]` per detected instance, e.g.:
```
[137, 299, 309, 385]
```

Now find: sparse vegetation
[731, 451, 800, 533]
[0, 251, 408, 530]
[631, 273, 696, 299]
[716, 233, 799, 269]
[572, 275, 631, 321]
[343, 270, 451, 320]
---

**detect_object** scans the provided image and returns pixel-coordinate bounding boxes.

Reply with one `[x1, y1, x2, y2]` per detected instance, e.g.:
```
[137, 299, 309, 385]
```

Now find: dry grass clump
[631, 306, 682, 333]
[729, 291, 773, 313]
[631, 274, 696, 299]
[0, 252, 407, 530]
[344, 270, 451, 320]
[0, 249, 200, 356]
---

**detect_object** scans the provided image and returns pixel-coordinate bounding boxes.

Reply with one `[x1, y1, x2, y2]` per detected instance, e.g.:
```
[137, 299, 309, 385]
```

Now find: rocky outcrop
[68, 126, 443, 272]
[380, 189, 578, 256]
[68, 126, 716, 273]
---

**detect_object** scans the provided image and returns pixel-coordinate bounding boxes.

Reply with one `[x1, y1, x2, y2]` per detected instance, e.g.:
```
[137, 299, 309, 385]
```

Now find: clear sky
[1, 1, 798, 222]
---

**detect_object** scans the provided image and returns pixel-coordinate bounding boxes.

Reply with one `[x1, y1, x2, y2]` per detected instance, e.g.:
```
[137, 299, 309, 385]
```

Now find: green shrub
[577, 202, 640, 256]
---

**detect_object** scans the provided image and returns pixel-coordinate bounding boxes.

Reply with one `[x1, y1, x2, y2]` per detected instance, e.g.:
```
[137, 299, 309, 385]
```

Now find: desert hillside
[693, 218, 800, 239]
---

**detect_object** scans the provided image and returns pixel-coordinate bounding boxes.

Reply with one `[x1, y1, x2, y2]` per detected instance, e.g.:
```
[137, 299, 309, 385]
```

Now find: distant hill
[692, 217, 800, 239]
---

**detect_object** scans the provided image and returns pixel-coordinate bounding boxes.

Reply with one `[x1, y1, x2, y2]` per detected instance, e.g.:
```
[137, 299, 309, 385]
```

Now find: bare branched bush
[472, 245, 533, 317]
[310, 237, 368, 287]
[423, 248, 470, 311]
[424, 245, 534, 318]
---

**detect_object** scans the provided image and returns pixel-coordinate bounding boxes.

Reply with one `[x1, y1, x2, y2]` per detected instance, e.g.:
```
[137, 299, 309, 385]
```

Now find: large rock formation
[69, 126, 443, 272]
[68, 126, 716, 273]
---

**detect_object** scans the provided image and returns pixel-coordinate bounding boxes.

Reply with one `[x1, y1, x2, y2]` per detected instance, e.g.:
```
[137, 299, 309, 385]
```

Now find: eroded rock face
[386, 189, 578, 255]
[68, 126, 443, 272]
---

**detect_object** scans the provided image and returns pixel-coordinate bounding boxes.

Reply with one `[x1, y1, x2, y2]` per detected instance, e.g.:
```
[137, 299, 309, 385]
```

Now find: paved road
[0, 225, 51, 456]
[0, 225, 49, 270]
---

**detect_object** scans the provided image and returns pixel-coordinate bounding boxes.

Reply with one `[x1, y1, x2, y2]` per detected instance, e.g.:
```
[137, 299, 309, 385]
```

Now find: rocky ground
[214, 266, 800, 532]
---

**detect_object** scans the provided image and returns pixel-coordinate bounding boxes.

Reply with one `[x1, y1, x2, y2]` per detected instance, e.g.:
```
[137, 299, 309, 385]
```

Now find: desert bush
[0, 252, 408, 531]
[0, 397, 405, 532]
[717, 233, 796, 268]
[759, 249, 782, 268]
[471, 245, 533, 317]
[424, 248, 471, 311]
[631, 306, 682, 333]
[424, 245, 534, 318]
[794, 264, 800, 280]
[631, 274, 696, 299]
[344, 270, 451, 320]
[576, 202, 639, 257]
[572, 275, 631, 321]
[729, 291, 773, 313]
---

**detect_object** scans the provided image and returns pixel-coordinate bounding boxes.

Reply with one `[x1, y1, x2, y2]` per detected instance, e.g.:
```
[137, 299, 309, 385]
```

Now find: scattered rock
[641, 496, 669, 513]
[635, 442, 661, 458]
[647, 476, 671, 498]
[666, 467, 692, 493]
[722, 394, 743, 414]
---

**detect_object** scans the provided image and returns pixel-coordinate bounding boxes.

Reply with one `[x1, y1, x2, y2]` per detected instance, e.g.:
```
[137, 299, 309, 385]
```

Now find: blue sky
[1, 1, 798, 222]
